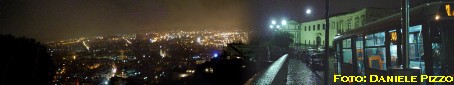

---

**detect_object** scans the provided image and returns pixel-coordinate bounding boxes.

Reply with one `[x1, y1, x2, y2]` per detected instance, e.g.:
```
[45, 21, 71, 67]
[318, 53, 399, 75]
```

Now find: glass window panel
[343, 39, 351, 48]
[434, 21, 454, 76]
[389, 30, 399, 69]
[366, 47, 386, 70]
[390, 44, 398, 68]
[366, 32, 385, 46]
[343, 49, 352, 64]
[375, 32, 385, 46]
[408, 25, 424, 73]
[365, 34, 374, 46]
[356, 37, 365, 75]
[336, 44, 341, 73]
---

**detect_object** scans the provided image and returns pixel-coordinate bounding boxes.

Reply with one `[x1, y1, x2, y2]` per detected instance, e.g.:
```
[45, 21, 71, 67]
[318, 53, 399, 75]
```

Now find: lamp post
[324, 0, 330, 84]
[268, 19, 287, 61]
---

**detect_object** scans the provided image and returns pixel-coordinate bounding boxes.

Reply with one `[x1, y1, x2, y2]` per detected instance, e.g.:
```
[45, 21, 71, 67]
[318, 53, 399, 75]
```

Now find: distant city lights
[213, 53, 218, 58]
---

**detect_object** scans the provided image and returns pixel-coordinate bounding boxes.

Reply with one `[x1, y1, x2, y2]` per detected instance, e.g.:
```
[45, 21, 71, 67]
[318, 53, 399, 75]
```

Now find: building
[282, 8, 398, 48]
[279, 20, 301, 44]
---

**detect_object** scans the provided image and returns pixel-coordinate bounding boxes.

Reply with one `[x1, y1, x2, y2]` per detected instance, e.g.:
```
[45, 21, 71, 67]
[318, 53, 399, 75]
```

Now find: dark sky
[0, 0, 429, 41]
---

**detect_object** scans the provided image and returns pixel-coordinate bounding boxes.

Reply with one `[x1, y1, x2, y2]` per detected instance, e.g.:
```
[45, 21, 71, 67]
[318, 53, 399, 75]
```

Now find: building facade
[279, 20, 301, 44]
[286, 8, 398, 48]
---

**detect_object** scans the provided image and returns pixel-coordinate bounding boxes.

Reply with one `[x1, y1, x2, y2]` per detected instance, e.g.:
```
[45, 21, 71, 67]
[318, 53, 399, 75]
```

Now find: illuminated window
[356, 37, 365, 75]
[366, 47, 386, 70]
[365, 32, 386, 70]
[408, 25, 424, 72]
[446, 4, 452, 16]
[366, 32, 385, 46]
[342, 39, 352, 64]
[390, 32, 397, 43]
[389, 30, 398, 69]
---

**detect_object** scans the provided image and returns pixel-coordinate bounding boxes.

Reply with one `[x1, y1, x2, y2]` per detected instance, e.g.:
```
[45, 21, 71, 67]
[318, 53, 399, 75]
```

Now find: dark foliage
[0, 34, 55, 85]
[272, 31, 294, 49]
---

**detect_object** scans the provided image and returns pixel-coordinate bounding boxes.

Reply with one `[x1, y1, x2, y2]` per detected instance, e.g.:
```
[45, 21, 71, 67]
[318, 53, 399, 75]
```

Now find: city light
[213, 53, 218, 58]
[122, 37, 132, 44]
[204, 67, 214, 73]
[179, 73, 189, 78]
[82, 41, 90, 50]
[72, 55, 76, 60]
[436, 15, 440, 20]
[281, 20, 287, 25]
[8, 1, 454, 85]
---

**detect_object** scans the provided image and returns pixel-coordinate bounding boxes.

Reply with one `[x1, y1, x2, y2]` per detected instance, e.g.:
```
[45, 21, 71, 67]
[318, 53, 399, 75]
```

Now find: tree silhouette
[272, 31, 294, 49]
[0, 34, 55, 85]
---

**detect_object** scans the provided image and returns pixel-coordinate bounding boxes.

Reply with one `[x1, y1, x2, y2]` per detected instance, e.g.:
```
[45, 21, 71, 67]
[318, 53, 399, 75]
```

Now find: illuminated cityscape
[45, 30, 249, 84]
[1, 0, 454, 85]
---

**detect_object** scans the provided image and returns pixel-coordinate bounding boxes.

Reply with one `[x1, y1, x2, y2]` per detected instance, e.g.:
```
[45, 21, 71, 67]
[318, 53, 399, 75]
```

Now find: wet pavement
[245, 55, 324, 85]
[286, 59, 323, 85]
[245, 54, 289, 85]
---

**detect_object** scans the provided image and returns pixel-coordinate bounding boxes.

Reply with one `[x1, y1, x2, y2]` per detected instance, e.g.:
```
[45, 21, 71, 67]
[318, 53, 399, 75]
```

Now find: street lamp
[281, 20, 287, 25]
[306, 9, 312, 14]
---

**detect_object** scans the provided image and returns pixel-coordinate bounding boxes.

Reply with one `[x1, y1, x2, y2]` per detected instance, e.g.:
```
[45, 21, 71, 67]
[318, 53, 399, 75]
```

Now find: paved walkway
[246, 54, 288, 85]
[287, 59, 323, 85]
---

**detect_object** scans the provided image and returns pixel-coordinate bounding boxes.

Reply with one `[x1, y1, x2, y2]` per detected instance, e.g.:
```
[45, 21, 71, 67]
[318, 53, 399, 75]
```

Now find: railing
[245, 54, 289, 85]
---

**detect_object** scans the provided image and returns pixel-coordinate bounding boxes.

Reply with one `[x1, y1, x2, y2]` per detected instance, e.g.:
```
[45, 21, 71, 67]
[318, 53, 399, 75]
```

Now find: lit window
[342, 39, 352, 64]
[365, 32, 386, 70]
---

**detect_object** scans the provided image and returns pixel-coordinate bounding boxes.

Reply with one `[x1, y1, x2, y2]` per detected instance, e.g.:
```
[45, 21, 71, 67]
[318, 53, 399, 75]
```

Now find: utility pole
[401, 0, 409, 69]
[324, 0, 330, 84]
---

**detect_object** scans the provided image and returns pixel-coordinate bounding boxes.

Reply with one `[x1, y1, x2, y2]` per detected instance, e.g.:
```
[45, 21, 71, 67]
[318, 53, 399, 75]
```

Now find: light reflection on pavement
[287, 59, 323, 85]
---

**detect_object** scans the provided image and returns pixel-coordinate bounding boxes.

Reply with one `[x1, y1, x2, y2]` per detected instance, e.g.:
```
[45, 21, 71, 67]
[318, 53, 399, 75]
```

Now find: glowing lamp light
[390, 32, 397, 43]
[281, 20, 287, 25]
[446, 4, 452, 16]
[270, 25, 274, 29]
[306, 9, 312, 14]
[435, 15, 440, 20]
[271, 20, 276, 25]
[179, 74, 189, 78]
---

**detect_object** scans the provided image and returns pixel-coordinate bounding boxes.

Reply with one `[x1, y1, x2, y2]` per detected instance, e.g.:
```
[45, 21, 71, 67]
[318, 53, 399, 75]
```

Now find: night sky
[0, 0, 429, 41]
